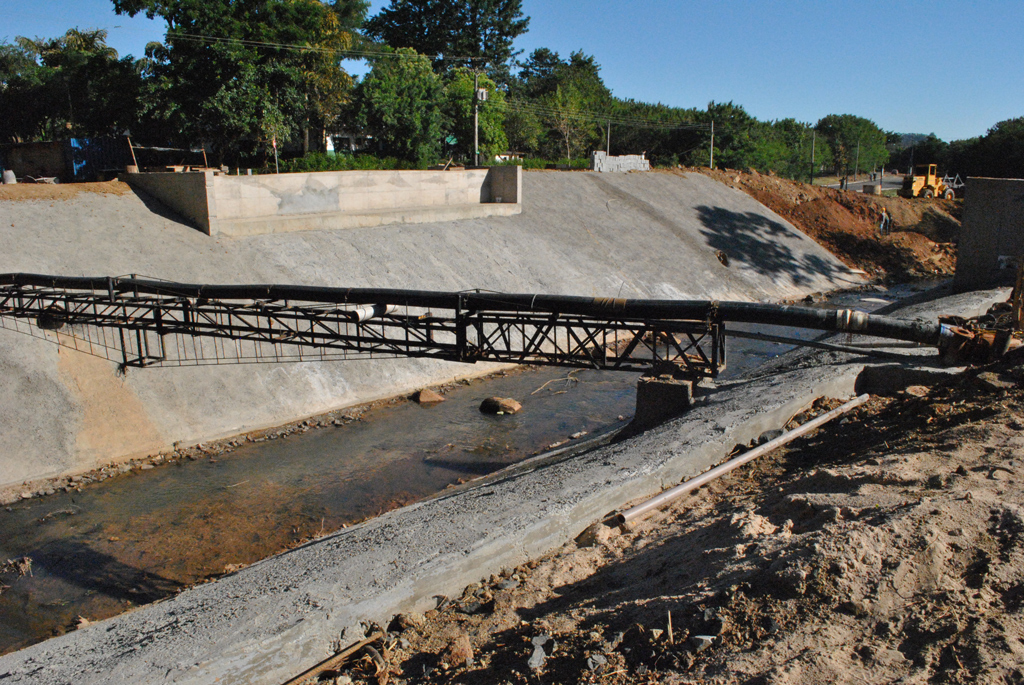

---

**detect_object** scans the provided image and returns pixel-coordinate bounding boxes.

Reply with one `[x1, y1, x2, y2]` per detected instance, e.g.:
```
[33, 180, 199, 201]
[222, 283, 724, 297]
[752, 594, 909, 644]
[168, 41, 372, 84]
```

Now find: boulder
[414, 388, 446, 404]
[479, 397, 522, 415]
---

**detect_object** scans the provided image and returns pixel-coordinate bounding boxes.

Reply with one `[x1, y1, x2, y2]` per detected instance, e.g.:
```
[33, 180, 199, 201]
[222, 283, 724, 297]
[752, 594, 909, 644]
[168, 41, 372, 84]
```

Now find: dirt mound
[0, 180, 132, 202]
[336, 360, 1024, 684]
[684, 168, 960, 283]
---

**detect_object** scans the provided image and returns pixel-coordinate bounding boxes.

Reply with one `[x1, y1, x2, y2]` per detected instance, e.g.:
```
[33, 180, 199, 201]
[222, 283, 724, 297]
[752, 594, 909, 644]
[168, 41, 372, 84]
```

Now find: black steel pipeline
[0, 272, 950, 347]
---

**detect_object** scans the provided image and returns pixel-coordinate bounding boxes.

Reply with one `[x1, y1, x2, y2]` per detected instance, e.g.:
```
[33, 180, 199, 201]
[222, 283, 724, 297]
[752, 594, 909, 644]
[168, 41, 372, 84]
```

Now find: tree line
[1, 0, 1021, 179]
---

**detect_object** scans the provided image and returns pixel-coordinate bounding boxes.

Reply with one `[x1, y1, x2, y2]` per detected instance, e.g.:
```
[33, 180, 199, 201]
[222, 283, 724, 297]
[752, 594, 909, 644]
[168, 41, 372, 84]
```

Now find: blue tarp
[63, 137, 133, 182]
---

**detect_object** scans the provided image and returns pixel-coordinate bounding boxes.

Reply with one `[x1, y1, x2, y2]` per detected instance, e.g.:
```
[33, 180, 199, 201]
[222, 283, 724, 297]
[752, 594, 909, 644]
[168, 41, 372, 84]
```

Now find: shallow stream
[0, 282, 939, 654]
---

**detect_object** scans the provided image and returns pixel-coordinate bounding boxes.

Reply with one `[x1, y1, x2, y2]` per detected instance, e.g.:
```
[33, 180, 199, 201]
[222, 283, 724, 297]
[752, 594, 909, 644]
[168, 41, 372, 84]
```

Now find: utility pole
[607, 120, 611, 155]
[809, 130, 816, 185]
[473, 71, 479, 167]
[709, 120, 714, 169]
[854, 139, 861, 181]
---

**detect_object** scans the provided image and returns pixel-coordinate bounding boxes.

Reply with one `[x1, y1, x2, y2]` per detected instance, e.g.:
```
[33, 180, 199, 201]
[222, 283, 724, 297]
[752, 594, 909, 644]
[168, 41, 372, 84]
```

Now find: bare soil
[683, 168, 961, 283]
[0, 180, 133, 202]
[322, 358, 1024, 684]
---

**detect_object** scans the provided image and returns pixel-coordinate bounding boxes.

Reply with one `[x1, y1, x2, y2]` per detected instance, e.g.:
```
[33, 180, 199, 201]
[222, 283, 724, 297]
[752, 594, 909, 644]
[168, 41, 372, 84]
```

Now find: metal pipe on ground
[614, 393, 871, 526]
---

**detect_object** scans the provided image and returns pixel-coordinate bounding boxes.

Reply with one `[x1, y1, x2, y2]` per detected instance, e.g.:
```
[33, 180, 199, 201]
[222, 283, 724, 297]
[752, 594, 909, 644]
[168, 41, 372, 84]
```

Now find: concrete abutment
[122, 165, 522, 236]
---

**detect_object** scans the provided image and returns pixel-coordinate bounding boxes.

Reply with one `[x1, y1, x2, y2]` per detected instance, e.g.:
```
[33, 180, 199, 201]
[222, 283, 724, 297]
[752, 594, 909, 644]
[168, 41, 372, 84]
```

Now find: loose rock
[440, 633, 473, 669]
[393, 612, 425, 631]
[414, 388, 446, 404]
[479, 397, 522, 415]
[528, 635, 550, 670]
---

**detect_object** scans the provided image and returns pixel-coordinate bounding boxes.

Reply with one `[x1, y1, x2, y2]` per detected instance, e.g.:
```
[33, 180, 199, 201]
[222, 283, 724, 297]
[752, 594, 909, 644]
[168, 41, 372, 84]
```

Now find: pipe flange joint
[836, 309, 868, 332]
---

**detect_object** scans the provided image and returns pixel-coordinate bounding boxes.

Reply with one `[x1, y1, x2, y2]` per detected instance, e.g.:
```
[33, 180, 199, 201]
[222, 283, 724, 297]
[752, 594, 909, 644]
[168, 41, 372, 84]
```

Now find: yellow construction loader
[899, 163, 956, 199]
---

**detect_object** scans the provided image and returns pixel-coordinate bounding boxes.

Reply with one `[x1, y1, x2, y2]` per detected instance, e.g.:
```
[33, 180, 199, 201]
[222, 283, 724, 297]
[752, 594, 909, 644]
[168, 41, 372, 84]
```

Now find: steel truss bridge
[0, 274, 947, 378]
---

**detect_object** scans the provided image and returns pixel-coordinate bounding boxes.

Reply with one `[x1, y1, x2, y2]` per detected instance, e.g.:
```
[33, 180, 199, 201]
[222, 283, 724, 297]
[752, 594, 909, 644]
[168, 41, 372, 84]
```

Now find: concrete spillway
[0, 171, 859, 488]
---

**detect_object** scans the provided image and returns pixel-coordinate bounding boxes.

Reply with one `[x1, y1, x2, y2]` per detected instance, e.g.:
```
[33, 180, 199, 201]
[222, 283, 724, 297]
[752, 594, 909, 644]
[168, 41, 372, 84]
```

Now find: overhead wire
[160, 31, 721, 134]
[506, 98, 711, 132]
[166, 31, 487, 62]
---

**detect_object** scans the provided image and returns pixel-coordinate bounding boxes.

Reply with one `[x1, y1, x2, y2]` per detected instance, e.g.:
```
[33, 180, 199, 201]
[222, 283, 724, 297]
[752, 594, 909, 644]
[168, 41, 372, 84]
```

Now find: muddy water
[0, 366, 639, 654]
[0, 282, 940, 654]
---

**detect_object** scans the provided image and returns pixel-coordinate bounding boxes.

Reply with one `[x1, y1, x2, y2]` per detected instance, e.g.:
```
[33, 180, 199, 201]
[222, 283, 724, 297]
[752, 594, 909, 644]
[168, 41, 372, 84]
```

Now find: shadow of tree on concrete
[695, 206, 846, 287]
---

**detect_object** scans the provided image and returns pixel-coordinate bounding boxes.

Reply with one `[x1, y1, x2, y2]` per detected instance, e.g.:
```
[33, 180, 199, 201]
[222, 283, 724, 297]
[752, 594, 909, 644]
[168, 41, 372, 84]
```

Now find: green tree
[113, 0, 368, 163]
[502, 105, 542, 154]
[512, 47, 561, 98]
[598, 99, 701, 166]
[512, 49, 610, 159]
[515, 49, 610, 104]
[900, 120, 1024, 179]
[815, 114, 888, 177]
[364, 0, 529, 81]
[540, 84, 595, 162]
[694, 101, 757, 169]
[0, 29, 143, 143]
[944, 136, 980, 176]
[356, 47, 442, 166]
[891, 131, 948, 173]
[440, 68, 506, 161]
[974, 118, 1024, 178]
[0, 40, 46, 143]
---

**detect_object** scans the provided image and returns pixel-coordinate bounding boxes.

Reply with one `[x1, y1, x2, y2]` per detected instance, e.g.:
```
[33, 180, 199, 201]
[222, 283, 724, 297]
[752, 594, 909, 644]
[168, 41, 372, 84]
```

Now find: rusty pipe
[614, 394, 871, 526]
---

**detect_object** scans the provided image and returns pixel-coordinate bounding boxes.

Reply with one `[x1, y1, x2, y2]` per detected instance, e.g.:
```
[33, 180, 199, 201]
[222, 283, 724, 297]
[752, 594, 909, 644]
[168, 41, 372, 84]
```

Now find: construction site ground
[690, 167, 961, 284]
[0, 171, 989, 685]
[358, 351, 1024, 685]
[281, 176, 1016, 685]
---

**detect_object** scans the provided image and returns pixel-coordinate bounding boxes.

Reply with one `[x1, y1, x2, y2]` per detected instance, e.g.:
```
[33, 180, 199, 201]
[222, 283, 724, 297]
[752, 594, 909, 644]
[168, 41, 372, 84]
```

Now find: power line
[506, 98, 711, 132]
[167, 31, 487, 62]
[157, 32, 724, 136]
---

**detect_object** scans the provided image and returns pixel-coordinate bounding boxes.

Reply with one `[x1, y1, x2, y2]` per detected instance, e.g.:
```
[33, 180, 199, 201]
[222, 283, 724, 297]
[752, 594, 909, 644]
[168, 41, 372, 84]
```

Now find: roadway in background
[823, 173, 903, 194]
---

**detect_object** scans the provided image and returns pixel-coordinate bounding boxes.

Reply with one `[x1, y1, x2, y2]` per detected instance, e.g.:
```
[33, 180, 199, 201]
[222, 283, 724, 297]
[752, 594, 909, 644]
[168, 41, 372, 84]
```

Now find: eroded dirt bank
[352, 358, 1024, 684]
[688, 167, 960, 283]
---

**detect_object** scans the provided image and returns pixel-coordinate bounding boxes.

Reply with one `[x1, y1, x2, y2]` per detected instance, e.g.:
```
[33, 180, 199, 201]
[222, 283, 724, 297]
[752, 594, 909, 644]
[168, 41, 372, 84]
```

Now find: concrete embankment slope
[0, 171, 858, 487]
[0, 287, 1001, 685]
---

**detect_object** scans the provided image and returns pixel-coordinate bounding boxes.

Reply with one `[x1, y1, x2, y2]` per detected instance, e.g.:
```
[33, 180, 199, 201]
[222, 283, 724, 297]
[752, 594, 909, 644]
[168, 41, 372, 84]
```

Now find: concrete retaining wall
[953, 177, 1024, 291]
[591, 151, 651, 173]
[0, 171, 860, 488]
[124, 169, 214, 232]
[124, 166, 522, 236]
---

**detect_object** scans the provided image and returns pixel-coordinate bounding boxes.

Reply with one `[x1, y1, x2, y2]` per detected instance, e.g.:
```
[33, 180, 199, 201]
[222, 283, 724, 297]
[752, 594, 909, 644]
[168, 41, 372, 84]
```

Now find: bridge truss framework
[0, 274, 726, 378]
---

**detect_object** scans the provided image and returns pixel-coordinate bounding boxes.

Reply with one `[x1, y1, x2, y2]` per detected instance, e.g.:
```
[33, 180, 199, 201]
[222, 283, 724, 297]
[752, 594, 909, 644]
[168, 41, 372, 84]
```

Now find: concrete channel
[0, 171, 858, 489]
[0, 286, 1003, 684]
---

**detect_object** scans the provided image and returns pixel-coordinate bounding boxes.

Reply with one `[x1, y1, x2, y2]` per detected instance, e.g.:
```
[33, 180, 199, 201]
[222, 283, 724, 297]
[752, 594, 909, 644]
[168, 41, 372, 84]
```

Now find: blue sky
[3, 0, 1021, 141]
